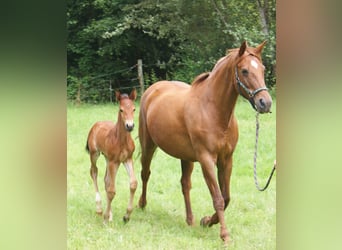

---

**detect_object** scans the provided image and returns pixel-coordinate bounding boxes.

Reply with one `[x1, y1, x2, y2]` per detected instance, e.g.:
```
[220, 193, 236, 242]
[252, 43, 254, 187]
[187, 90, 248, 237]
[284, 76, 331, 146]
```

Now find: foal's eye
[241, 69, 249, 76]
[120, 109, 123, 113]
[133, 108, 136, 112]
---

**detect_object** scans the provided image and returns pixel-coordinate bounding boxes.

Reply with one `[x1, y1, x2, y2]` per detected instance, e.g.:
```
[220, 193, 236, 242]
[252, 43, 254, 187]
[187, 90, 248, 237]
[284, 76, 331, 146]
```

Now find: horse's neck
[206, 59, 238, 124]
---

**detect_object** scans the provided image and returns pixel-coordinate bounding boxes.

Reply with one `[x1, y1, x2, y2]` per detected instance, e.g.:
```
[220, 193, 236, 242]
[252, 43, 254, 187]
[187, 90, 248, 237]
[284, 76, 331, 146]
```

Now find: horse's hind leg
[123, 158, 137, 222]
[89, 150, 103, 214]
[138, 143, 156, 208]
[180, 160, 195, 226]
[138, 119, 156, 208]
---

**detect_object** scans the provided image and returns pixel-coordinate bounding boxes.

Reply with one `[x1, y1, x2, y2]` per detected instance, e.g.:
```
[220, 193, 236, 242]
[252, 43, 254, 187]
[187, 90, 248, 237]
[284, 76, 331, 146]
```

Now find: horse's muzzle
[255, 95, 272, 114]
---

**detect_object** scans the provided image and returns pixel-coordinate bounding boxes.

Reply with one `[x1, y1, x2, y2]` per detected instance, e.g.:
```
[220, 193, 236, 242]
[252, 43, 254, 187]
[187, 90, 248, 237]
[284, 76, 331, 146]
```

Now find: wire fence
[68, 58, 275, 104]
[67, 57, 210, 104]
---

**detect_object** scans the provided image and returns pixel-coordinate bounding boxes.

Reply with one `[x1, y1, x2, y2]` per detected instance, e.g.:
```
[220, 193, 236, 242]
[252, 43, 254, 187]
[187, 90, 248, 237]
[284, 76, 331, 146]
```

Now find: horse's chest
[118, 142, 134, 162]
[118, 148, 130, 162]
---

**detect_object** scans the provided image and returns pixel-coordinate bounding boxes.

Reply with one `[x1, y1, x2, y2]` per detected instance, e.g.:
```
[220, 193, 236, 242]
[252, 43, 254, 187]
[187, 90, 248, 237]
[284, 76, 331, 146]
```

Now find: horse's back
[141, 81, 189, 104]
[140, 80, 190, 118]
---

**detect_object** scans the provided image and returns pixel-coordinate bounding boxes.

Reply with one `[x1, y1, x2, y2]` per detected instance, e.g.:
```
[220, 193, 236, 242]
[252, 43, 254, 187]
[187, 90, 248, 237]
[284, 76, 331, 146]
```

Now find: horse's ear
[115, 90, 121, 101]
[129, 88, 137, 101]
[255, 40, 267, 55]
[238, 41, 248, 57]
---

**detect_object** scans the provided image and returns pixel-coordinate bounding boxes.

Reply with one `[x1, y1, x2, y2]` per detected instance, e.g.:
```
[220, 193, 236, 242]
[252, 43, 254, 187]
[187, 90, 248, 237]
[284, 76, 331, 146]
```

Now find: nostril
[259, 98, 265, 108]
[126, 123, 134, 131]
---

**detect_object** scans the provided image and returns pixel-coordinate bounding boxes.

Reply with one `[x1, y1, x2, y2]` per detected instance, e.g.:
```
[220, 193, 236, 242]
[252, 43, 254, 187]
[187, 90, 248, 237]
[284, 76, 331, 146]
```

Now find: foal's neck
[115, 111, 131, 145]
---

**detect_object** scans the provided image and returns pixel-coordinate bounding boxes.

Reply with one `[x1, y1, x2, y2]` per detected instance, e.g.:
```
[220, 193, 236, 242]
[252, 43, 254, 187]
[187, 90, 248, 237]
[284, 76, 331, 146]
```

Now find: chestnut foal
[86, 89, 137, 223]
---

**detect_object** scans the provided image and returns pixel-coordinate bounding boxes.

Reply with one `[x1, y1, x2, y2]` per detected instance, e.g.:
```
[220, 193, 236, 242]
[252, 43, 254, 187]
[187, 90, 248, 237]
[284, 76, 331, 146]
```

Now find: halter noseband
[235, 66, 268, 111]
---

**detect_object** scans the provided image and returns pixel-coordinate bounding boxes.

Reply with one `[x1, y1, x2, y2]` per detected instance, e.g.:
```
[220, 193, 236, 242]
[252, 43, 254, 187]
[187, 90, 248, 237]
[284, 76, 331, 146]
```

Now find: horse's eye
[120, 109, 123, 113]
[242, 69, 249, 76]
[133, 108, 136, 112]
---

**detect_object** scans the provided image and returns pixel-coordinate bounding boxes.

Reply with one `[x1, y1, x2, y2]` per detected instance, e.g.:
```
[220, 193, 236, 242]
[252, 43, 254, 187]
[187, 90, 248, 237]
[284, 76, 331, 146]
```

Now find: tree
[67, 0, 276, 103]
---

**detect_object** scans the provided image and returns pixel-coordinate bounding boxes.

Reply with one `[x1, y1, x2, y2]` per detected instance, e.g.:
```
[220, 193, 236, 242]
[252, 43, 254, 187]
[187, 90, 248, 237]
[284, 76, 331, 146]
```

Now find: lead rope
[253, 112, 276, 191]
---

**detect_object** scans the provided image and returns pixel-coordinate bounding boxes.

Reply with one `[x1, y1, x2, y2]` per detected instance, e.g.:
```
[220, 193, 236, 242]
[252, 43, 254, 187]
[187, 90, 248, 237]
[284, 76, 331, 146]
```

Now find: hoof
[123, 215, 130, 223]
[103, 211, 113, 222]
[186, 218, 195, 226]
[200, 216, 211, 227]
[96, 210, 103, 215]
[220, 227, 230, 246]
[138, 198, 146, 209]
[221, 233, 229, 247]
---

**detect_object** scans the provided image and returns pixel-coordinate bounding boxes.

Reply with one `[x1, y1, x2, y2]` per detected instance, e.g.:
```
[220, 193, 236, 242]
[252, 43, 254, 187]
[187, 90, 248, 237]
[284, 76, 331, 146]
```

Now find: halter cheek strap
[235, 66, 268, 111]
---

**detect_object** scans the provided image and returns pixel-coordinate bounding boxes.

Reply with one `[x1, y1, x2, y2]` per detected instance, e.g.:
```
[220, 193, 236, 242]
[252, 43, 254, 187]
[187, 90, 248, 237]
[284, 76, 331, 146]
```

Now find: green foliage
[67, 0, 276, 102]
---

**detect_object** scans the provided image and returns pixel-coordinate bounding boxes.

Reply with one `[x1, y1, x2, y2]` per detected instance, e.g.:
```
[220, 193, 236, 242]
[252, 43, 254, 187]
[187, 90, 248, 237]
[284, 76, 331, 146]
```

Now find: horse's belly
[153, 132, 196, 161]
[143, 81, 196, 161]
[146, 109, 196, 161]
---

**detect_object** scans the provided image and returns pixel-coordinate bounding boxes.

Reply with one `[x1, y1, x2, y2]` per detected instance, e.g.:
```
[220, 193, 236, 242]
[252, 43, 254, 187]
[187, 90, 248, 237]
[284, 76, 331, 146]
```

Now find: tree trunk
[257, 0, 269, 36]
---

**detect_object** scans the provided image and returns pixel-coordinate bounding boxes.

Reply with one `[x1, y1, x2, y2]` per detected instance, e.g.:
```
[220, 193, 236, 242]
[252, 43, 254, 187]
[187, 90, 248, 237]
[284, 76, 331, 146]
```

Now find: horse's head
[115, 89, 137, 132]
[234, 41, 272, 113]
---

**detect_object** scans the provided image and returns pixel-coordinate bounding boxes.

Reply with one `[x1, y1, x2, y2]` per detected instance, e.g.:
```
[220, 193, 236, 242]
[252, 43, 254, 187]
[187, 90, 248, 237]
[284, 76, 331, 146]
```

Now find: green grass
[67, 98, 276, 249]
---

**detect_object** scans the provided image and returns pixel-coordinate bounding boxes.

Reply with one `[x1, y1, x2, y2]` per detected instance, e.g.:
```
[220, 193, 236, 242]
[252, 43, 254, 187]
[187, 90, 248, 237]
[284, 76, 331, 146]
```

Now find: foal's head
[233, 41, 272, 113]
[115, 89, 137, 132]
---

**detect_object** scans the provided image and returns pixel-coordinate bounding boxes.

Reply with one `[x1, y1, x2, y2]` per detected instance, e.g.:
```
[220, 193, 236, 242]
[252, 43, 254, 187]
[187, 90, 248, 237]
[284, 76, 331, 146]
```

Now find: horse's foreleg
[199, 156, 229, 244]
[180, 160, 195, 226]
[201, 157, 232, 226]
[103, 160, 119, 223]
[89, 151, 102, 214]
[123, 158, 137, 222]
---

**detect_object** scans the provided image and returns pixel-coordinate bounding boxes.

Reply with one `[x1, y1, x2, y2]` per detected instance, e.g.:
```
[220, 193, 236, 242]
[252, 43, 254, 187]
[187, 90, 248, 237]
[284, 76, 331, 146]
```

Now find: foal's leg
[201, 157, 232, 226]
[103, 160, 119, 222]
[123, 158, 137, 222]
[198, 156, 229, 244]
[180, 160, 195, 226]
[89, 150, 102, 214]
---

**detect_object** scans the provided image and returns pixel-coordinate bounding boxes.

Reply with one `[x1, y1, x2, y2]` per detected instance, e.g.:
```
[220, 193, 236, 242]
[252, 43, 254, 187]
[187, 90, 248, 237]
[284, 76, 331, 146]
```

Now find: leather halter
[235, 66, 268, 111]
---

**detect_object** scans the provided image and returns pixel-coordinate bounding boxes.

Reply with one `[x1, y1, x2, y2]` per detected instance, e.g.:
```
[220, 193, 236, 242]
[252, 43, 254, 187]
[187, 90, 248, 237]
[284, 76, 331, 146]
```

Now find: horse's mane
[191, 45, 261, 86]
[226, 47, 262, 61]
[191, 72, 210, 85]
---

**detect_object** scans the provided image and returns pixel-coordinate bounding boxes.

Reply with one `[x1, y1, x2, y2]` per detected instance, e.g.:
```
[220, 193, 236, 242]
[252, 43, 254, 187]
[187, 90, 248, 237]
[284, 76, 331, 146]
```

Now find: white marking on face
[251, 59, 258, 69]
[125, 120, 134, 127]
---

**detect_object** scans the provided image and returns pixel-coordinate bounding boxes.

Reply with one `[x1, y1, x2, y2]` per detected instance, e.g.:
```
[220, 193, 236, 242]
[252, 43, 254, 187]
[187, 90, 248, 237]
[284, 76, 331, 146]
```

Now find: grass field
[67, 98, 276, 249]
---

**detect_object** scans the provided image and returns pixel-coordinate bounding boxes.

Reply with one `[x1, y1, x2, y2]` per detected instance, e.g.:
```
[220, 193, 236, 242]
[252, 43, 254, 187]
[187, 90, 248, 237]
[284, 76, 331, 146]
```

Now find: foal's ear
[129, 88, 137, 101]
[115, 90, 121, 101]
[238, 41, 248, 57]
[255, 40, 267, 55]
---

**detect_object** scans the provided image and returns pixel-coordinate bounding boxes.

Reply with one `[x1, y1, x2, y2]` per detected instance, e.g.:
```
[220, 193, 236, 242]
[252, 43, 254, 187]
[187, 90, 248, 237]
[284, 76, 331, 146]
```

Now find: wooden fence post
[109, 79, 113, 103]
[138, 59, 144, 97]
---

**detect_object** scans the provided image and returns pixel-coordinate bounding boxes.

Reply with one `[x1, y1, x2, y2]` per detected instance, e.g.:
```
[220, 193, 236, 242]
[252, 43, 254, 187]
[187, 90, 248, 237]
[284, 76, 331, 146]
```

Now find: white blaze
[251, 59, 258, 69]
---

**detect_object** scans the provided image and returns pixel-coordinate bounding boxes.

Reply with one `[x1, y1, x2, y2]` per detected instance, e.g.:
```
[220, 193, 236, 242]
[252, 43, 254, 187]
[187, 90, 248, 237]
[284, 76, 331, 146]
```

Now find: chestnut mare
[138, 41, 272, 243]
[86, 89, 137, 223]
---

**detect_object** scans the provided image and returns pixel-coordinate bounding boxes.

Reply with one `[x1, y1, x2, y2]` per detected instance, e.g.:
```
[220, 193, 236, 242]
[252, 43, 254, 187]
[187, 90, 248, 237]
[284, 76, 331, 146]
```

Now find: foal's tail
[85, 140, 90, 153]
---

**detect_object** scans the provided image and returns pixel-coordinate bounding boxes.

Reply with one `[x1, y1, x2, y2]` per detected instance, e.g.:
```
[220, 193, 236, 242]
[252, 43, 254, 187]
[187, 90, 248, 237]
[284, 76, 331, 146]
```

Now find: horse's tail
[85, 140, 90, 153]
